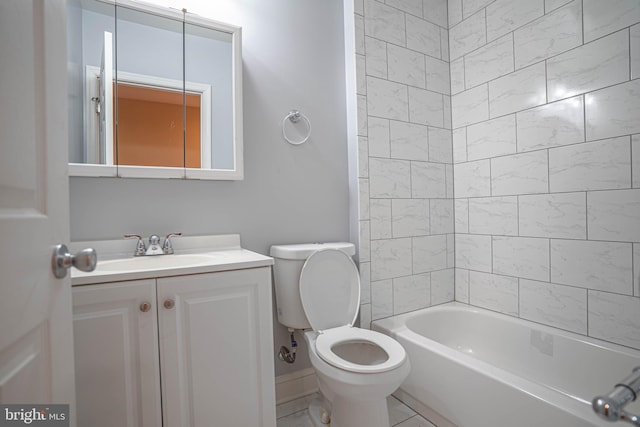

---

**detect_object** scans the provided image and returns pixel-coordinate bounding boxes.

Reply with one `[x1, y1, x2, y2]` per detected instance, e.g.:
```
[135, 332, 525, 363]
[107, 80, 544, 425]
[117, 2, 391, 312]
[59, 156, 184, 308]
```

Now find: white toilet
[270, 242, 410, 427]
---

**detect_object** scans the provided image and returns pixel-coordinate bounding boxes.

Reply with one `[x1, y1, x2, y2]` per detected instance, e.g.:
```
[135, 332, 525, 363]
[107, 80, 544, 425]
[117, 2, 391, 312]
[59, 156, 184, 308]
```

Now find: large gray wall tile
[551, 239, 633, 294]
[549, 137, 631, 192]
[588, 290, 640, 349]
[468, 196, 519, 236]
[514, 0, 582, 69]
[585, 79, 640, 141]
[450, 9, 486, 60]
[588, 189, 640, 242]
[489, 62, 547, 117]
[516, 96, 584, 152]
[519, 193, 586, 239]
[547, 30, 630, 103]
[469, 271, 519, 315]
[486, 0, 544, 42]
[493, 236, 550, 281]
[456, 234, 492, 271]
[519, 279, 587, 334]
[491, 150, 549, 196]
[583, 0, 640, 42]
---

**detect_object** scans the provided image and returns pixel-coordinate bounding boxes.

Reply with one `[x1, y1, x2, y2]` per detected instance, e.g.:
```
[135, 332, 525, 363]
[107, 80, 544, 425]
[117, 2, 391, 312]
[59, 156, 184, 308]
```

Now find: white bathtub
[373, 302, 640, 427]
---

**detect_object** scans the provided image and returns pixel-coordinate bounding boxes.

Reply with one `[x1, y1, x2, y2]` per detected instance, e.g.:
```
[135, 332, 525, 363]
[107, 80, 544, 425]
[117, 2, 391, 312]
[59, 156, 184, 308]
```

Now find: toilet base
[330, 396, 390, 427]
[308, 397, 331, 426]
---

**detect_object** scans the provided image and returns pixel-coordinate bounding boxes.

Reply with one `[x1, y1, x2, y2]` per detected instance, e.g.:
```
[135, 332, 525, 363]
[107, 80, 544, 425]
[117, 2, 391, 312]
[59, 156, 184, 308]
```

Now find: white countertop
[70, 234, 273, 286]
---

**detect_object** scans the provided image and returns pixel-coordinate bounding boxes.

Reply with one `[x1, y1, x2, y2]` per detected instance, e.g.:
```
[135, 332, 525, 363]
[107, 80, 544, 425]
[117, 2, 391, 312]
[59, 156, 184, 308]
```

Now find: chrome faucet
[146, 234, 163, 256]
[124, 233, 182, 257]
[162, 233, 182, 255]
[593, 367, 640, 426]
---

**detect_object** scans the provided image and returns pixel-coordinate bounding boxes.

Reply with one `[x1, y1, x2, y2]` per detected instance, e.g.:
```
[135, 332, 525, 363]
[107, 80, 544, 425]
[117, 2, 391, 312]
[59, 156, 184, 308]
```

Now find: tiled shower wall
[450, 0, 640, 350]
[354, 0, 640, 351]
[354, 0, 456, 328]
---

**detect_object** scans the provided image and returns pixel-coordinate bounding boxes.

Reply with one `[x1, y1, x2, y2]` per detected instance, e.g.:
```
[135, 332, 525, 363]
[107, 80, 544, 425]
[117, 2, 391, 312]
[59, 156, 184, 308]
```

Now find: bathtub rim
[373, 301, 640, 359]
[373, 302, 640, 427]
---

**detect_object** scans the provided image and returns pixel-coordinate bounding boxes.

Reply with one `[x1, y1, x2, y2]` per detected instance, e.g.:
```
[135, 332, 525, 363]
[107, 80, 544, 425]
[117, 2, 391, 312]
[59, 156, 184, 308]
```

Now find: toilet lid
[299, 249, 360, 332]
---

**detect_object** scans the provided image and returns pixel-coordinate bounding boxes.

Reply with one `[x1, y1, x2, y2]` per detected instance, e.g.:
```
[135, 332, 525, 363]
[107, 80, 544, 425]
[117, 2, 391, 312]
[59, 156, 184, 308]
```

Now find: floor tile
[276, 393, 437, 427]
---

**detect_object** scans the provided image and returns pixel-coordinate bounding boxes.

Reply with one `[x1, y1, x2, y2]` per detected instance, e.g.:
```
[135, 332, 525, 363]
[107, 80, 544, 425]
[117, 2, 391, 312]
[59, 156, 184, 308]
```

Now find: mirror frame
[68, 0, 243, 181]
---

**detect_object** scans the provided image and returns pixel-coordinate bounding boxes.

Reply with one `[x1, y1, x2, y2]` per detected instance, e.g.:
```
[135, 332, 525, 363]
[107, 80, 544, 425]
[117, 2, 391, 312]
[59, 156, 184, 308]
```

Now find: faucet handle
[163, 232, 182, 255]
[124, 234, 146, 256]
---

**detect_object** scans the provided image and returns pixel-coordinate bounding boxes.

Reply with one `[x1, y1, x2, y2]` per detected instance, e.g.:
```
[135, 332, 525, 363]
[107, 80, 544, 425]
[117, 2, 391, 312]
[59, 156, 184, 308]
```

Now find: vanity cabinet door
[72, 280, 162, 427]
[157, 267, 276, 427]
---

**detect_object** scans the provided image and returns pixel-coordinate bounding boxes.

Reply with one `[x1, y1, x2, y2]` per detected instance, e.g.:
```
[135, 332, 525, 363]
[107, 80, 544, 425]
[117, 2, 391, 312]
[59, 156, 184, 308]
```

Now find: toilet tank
[270, 242, 356, 330]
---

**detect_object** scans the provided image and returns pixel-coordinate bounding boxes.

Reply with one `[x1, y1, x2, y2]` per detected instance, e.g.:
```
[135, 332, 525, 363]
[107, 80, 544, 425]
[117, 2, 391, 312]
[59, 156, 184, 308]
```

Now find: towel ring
[282, 110, 311, 145]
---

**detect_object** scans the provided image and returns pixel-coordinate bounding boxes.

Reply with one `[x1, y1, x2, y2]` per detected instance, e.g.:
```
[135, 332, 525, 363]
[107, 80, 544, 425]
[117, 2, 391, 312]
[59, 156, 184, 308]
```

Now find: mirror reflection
[115, 4, 185, 169]
[66, 0, 242, 179]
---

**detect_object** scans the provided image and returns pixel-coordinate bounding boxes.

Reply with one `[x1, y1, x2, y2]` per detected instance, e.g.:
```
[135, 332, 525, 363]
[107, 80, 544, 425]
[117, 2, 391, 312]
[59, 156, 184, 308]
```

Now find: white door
[0, 0, 76, 422]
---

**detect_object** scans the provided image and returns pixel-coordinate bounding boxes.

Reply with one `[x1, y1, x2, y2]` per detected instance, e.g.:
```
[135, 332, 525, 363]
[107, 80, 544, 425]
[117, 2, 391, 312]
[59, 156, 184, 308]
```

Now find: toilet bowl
[270, 243, 410, 427]
[306, 330, 410, 426]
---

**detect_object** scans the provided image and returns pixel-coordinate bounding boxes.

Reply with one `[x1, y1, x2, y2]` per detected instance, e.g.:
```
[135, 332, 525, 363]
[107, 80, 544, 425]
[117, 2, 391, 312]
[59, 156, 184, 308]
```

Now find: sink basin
[97, 254, 217, 272]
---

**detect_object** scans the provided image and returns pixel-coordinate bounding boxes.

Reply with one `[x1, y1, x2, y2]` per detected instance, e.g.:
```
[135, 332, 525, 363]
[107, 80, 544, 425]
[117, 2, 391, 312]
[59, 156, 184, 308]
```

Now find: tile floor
[276, 393, 437, 427]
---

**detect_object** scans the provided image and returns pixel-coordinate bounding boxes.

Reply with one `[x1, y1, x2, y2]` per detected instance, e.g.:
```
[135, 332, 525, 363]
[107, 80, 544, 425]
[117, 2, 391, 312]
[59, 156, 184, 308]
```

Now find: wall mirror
[67, 0, 243, 180]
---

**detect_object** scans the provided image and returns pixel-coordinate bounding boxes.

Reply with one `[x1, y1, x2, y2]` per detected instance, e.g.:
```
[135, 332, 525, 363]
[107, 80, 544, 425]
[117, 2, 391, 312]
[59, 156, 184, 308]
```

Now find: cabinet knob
[163, 299, 175, 310]
[139, 302, 151, 312]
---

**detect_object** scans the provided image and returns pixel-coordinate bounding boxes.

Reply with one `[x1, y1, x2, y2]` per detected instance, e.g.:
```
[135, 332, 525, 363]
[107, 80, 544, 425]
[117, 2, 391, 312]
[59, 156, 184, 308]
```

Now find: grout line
[490, 235, 494, 273]
[546, 149, 551, 193]
[548, 238, 552, 282]
[464, 126, 468, 161]
[583, 94, 587, 143]
[544, 59, 549, 104]
[517, 278, 520, 317]
[586, 287, 590, 335]
[581, 0, 585, 45]
[516, 195, 520, 236]
[585, 191, 589, 240]
[512, 30, 516, 71]
[489, 157, 493, 196]
[631, 137, 634, 189]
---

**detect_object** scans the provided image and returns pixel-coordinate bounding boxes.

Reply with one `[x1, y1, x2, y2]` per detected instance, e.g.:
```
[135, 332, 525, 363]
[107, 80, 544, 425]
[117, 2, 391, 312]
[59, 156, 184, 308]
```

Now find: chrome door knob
[52, 244, 97, 279]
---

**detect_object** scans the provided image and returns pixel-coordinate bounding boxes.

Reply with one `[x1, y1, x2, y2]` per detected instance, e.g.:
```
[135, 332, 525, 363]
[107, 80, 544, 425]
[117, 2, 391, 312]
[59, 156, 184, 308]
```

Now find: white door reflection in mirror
[86, 67, 212, 168]
[99, 31, 113, 165]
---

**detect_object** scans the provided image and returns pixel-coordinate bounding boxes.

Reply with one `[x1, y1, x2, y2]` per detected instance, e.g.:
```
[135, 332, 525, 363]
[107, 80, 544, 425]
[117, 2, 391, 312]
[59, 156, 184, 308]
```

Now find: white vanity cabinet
[72, 267, 276, 427]
[72, 279, 162, 427]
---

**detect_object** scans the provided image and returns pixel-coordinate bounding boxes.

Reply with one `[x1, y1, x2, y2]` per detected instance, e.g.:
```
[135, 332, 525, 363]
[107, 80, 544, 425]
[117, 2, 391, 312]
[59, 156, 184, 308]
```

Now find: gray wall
[69, 0, 349, 376]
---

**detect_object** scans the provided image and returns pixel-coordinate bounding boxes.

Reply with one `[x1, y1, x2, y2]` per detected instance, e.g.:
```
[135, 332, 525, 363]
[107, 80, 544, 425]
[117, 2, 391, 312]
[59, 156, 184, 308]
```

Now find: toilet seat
[299, 249, 406, 374]
[314, 325, 407, 373]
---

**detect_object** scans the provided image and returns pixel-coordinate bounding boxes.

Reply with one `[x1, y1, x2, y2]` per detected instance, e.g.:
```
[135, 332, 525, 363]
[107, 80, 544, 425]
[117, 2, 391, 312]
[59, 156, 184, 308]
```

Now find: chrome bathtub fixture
[593, 366, 640, 426]
[124, 233, 182, 256]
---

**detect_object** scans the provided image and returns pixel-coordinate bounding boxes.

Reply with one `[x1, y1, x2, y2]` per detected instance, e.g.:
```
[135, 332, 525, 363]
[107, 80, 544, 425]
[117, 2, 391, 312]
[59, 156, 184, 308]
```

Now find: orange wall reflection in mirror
[115, 83, 201, 168]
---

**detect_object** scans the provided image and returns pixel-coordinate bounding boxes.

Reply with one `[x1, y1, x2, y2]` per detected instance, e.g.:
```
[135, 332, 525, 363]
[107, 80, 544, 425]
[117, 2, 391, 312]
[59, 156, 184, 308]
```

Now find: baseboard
[393, 388, 457, 427]
[275, 367, 318, 405]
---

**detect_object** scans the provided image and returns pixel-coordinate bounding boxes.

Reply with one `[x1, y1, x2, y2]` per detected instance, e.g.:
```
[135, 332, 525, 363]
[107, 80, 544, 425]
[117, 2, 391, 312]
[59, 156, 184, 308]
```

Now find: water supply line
[278, 328, 298, 364]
